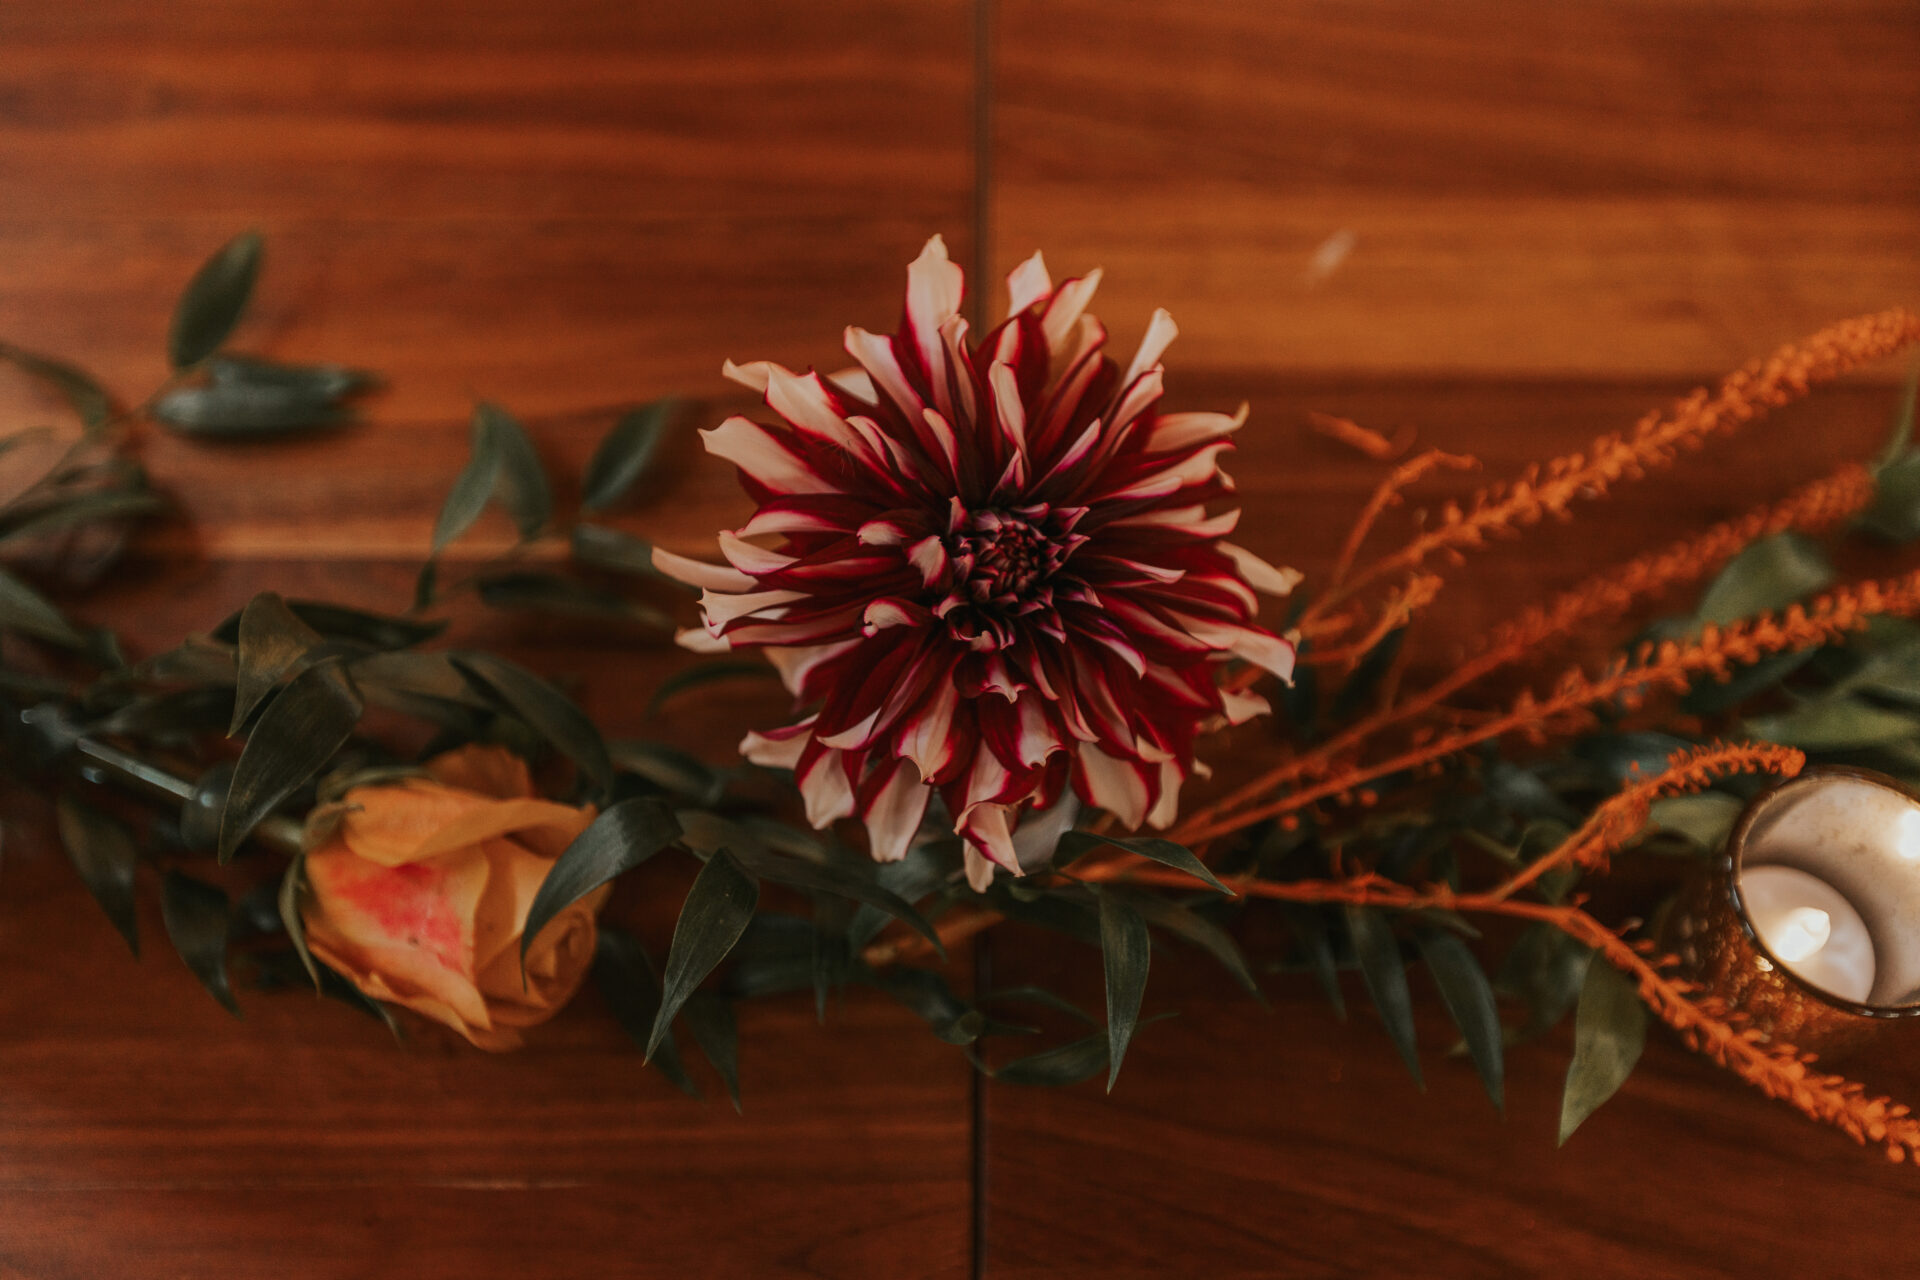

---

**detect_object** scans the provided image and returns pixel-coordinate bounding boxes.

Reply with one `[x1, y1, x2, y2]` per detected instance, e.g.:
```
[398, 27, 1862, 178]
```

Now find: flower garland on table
[8, 231, 1920, 1161]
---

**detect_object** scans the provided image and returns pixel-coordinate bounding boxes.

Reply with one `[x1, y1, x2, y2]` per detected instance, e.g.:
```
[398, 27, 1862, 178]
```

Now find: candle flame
[1772, 906, 1833, 963]
[1897, 809, 1920, 863]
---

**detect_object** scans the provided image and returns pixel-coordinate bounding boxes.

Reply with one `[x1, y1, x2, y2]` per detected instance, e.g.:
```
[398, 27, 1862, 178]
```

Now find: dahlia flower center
[950, 507, 1062, 604]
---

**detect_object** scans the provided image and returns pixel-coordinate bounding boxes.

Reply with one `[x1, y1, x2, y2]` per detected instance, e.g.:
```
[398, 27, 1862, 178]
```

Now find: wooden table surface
[4, 3, 1920, 1276]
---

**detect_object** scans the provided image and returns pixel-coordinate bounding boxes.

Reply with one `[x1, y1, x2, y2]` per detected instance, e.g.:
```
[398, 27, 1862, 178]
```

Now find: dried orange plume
[1203, 464, 1876, 824]
[1174, 565, 1920, 845]
[1305, 573, 1444, 670]
[1329, 449, 1479, 587]
[1309, 410, 1410, 461]
[1312, 308, 1920, 621]
[1488, 741, 1805, 901]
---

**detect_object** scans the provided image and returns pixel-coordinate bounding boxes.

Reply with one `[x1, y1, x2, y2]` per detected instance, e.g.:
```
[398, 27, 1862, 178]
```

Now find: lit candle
[1739, 864, 1875, 1004]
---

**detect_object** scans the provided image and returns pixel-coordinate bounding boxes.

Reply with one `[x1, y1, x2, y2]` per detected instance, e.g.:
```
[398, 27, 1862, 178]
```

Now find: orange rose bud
[300, 744, 605, 1050]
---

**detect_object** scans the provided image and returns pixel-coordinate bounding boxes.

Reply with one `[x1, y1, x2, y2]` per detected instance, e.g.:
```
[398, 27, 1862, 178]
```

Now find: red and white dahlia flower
[656, 236, 1299, 890]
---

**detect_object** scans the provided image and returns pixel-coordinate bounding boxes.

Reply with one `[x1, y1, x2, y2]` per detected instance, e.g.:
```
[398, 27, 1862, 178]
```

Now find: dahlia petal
[1218, 542, 1304, 599]
[741, 718, 815, 770]
[652, 545, 757, 592]
[797, 749, 856, 828]
[700, 587, 807, 630]
[937, 315, 978, 424]
[899, 681, 959, 779]
[1075, 742, 1150, 829]
[766, 638, 859, 697]
[1109, 367, 1164, 437]
[1010, 793, 1080, 872]
[1107, 503, 1238, 535]
[921, 408, 963, 487]
[1146, 760, 1184, 830]
[907, 535, 950, 587]
[717, 531, 798, 576]
[1006, 251, 1052, 318]
[906, 235, 964, 396]
[1015, 695, 1066, 768]
[766, 366, 862, 451]
[1041, 269, 1104, 352]
[701, 416, 835, 495]
[1148, 403, 1248, 453]
[988, 360, 1029, 458]
[675, 626, 733, 654]
[1220, 686, 1271, 724]
[862, 598, 923, 635]
[1102, 441, 1233, 503]
[1120, 308, 1179, 393]
[957, 803, 1020, 880]
[1175, 614, 1298, 682]
[826, 366, 877, 405]
[963, 844, 999, 892]
[862, 760, 929, 863]
[845, 326, 924, 418]
[721, 358, 773, 392]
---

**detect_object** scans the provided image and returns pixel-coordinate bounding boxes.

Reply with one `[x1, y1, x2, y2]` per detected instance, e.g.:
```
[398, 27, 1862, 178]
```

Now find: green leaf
[570, 524, 689, 584]
[1344, 905, 1421, 1087]
[583, 400, 677, 511]
[219, 660, 363, 862]
[161, 870, 239, 1015]
[727, 843, 944, 956]
[428, 410, 505, 557]
[1496, 925, 1592, 1039]
[1745, 696, 1920, 750]
[994, 1032, 1110, 1087]
[229, 591, 323, 735]
[1696, 532, 1833, 626]
[1864, 451, 1920, 542]
[0, 491, 165, 547]
[1648, 791, 1744, 851]
[55, 793, 140, 956]
[0, 566, 90, 648]
[646, 661, 782, 715]
[1414, 927, 1503, 1110]
[152, 384, 354, 436]
[610, 740, 724, 806]
[450, 651, 613, 793]
[648, 849, 759, 1060]
[169, 231, 263, 369]
[208, 354, 376, 400]
[475, 571, 672, 630]
[1278, 902, 1346, 1019]
[1116, 888, 1262, 1001]
[521, 798, 681, 970]
[1056, 830, 1229, 894]
[0, 342, 111, 431]
[1880, 355, 1920, 465]
[475, 402, 551, 541]
[682, 992, 742, 1112]
[1559, 958, 1649, 1144]
[593, 928, 697, 1097]
[1096, 889, 1151, 1091]
[278, 846, 321, 990]
[213, 599, 446, 650]
[1681, 648, 1817, 716]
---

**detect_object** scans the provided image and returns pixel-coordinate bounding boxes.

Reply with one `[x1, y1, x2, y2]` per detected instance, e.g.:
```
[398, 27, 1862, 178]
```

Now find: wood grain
[981, 933, 1920, 1280]
[993, 0, 1920, 378]
[5, 0, 1920, 1275]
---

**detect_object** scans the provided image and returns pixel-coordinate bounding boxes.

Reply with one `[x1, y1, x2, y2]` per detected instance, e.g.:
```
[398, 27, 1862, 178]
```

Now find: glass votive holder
[1665, 766, 1920, 1056]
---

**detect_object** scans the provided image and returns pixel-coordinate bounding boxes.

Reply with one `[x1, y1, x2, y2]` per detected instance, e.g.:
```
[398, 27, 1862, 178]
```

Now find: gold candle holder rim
[1723, 763, 1920, 1021]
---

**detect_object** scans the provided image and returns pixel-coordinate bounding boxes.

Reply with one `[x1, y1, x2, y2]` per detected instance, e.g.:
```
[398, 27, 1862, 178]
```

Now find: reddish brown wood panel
[981, 934, 1920, 1280]
[992, 0, 1920, 379]
[0, 2, 979, 1276]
